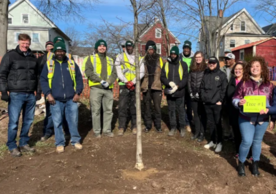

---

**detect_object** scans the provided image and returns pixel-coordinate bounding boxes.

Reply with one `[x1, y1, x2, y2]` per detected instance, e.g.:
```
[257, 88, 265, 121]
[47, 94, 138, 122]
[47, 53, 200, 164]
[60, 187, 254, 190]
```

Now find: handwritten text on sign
[243, 95, 266, 113]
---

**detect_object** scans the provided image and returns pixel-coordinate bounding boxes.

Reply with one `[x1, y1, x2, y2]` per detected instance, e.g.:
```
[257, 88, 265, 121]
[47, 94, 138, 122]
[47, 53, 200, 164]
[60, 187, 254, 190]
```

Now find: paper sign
[243, 95, 266, 113]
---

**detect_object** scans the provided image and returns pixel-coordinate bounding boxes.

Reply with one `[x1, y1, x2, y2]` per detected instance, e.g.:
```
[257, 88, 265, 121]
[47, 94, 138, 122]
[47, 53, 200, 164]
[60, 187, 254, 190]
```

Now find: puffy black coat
[226, 76, 239, 125]
[161, 56, 188, 98]
[0, 46, 39, 93]
[200, 59, 228, 105]
[188, 70, 204, 95]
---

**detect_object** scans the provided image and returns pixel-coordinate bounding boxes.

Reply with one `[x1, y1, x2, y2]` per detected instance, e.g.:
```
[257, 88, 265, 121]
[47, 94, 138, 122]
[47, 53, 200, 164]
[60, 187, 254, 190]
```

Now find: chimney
[219, 9, 223, 18]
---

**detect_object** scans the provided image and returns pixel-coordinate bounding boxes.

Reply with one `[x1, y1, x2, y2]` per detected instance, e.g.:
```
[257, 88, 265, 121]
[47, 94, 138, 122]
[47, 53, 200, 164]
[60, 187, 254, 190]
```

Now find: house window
[22, 14, 29, 24]
[32, 33, 39, 43]
[155, 28, 161, 38]
[156, 43, 161, 54]
[245, 40, 250, 44]
[241, 21, 246, 32]
[230, 40, 235, 48]
[230, 24, 233, 31]
[240, 50, 244, 60]
[8, 18, 12, 24]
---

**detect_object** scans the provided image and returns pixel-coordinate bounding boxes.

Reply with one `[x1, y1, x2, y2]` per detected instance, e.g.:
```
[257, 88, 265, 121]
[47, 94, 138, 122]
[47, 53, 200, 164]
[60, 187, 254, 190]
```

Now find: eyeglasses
[225, 58, 231, 61]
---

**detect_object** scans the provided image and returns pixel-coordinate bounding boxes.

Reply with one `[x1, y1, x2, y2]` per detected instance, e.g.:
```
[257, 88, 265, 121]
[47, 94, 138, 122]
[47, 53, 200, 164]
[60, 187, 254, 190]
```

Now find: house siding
[225, 36, 268, 52]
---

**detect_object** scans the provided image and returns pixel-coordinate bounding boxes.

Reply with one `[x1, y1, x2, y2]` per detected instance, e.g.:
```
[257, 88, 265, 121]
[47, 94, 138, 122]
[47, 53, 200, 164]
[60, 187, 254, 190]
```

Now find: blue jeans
[7, 92, 36, 150]
[239, 117, 268, 163]
[50, 100, 81, 146]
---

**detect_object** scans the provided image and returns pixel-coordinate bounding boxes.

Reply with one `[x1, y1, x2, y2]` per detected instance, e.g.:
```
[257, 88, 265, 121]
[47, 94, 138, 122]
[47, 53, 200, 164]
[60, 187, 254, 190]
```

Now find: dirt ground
[0, 99, 276, 194]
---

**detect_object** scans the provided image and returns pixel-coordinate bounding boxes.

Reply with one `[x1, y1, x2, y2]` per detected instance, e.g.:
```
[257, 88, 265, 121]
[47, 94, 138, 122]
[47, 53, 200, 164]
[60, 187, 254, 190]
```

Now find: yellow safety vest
[88, 54, 114, 88]
[46, 58, 76, 91]
[121, 53, 141, 82]
[164, 61, 183, 80]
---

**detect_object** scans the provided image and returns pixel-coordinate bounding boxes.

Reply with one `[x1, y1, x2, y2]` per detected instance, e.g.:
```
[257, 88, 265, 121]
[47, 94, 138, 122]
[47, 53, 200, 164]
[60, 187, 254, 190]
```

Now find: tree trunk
[0, 0, 9, 59]
[159, 0, 170, 56]
[132, 0, 144, 171]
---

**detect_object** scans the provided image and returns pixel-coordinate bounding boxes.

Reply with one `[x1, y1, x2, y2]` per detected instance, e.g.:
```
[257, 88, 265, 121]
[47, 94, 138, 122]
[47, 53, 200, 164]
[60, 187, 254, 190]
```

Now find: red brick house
[231, 37, 276, 66]
[138, 18, 181, 58]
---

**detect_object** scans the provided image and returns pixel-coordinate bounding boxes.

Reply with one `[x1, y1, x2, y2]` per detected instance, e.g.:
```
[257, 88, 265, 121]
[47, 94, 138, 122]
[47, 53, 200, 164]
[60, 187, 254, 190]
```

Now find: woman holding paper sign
[232, 56, 274, 177]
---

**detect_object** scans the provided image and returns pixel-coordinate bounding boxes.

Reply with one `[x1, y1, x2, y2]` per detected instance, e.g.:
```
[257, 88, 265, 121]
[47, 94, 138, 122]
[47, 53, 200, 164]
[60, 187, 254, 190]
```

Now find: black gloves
[1, 91, 9, 102]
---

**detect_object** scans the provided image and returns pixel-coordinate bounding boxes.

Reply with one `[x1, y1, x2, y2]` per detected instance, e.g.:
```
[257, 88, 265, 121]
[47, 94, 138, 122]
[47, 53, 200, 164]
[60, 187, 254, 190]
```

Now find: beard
[56, 54, 65, 61]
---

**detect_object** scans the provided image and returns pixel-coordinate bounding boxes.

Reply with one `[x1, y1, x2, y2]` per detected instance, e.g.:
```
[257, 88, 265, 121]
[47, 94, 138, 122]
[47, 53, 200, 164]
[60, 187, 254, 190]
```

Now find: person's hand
[190, 93, 194, 99]
[269, 121, 275, 131]
[170, 86, 178, 94]
[100, 80, 109, 88]
[47, 94, 55, 105]
[216, 101, 222, 105]
[195, 93, 199, 99]
[126, 81, 135, 91]
[73, 94, 80, 102]
[1, 91, 9, 102]
[260, 108, 269, 115]
[169, 82, 176, 88]
[239, 99, 246, 106]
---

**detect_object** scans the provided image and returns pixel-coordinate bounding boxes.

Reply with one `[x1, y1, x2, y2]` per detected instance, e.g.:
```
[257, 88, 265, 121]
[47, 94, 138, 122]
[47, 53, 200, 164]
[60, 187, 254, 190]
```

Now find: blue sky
[10, 0, 274, 51]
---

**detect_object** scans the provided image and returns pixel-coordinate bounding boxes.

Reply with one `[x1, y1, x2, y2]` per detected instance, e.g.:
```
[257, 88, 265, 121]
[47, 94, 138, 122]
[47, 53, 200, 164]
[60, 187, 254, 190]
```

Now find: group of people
[0, 33, 275, 177]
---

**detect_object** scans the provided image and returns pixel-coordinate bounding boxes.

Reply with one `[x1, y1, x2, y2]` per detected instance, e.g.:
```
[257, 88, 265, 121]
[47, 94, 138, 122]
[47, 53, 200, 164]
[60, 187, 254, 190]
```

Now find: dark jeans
[50, 100, 81, 146]
[43, 97, 69, 137]
[185, 91, 193, 126]
[143, 89, 162, 129]
[7, 92, 36, 150]
[118, 86, 136, 129]
[167, 96, 185, 129]
[232, 118, 242, 154]
[204, 104, 223, 144]
[191, 101, 206, 136]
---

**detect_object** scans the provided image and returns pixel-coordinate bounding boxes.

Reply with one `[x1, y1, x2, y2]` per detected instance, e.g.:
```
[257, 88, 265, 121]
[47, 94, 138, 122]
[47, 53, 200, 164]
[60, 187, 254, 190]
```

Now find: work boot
[74, 143, 83, 150]
[118, 128, 124, 136]
[191, 132, 199, 140]
[56, 146, 64, 153]
[238, 161, 246, 177]
[10, 148, 22, 157]
[105, 132, 114, 138]
[20, 145, 35, 153]
[132, 128, 137, 135]
[204, 141, 216, 149]
[156, 128, 162, 133]
[197, 133, 205, 142]
[180, 128, 186, 137]
[94, 133, 101, 138]
[168, 128, 176, 136]
[186, 125, 191, 132]
[252, 161, 260, 176]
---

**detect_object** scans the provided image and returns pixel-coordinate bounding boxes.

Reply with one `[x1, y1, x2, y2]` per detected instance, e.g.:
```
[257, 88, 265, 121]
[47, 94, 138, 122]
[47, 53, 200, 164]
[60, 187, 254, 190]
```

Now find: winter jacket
[141, 53, 163, 92]
[200, 59, 228, 105]
[40, 57, 83, 102]
[226, 76, 240, 125]
[0, 46, 39, 93]
[267, 87, 276, 121]
[232, 78, 274, 122]
[161, 56, 188, 98]
[221, 65, 234, 82]
[188, 70, 204, 96]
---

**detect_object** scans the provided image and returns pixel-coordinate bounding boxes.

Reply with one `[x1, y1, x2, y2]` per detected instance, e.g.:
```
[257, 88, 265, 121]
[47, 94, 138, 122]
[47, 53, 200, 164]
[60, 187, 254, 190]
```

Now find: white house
[7, 0, 71, 53]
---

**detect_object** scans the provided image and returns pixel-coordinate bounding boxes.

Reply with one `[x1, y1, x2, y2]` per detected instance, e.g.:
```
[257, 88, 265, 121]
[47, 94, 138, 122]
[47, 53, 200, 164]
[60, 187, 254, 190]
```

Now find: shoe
[215, 143, 223, 152]
[132, 128, 137, 135]
[238, 161, 246, 177]
[252, 161, 260, 176]
[20, 145, 35, 153]
[118, 128, 124, 136]
[186, 125, 191, 132]
[40, 135, 51, 142]
[10, 148, 22, 157]
[156, 128, 162, 133]
[144, 128, 150, 133]
[105, 132, 114, 138]
[204, 141, 216, 149]
[56, 146, 64, 153]
[95, 133, 102, 138]
[197, 133, 204, 142]
[180, 128, 186, 137]
[74, 143, 83, 150]
[191, 132, 199, 140]
[168, 128, 176, 136]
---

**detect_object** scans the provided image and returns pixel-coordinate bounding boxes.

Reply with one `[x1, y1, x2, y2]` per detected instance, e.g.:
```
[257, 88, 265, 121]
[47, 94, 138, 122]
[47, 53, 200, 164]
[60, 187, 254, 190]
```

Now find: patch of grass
[35, 141, 55, 148]
[0, 144, 8, 157]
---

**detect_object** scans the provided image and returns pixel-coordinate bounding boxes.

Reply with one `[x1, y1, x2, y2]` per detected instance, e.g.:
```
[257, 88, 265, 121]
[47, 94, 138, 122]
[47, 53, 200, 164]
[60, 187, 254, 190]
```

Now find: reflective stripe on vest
[88, 54, 114, 88]
[164, 61, 183, 80]
[47, 52, 54, 61]
[46, 59, 76, 91]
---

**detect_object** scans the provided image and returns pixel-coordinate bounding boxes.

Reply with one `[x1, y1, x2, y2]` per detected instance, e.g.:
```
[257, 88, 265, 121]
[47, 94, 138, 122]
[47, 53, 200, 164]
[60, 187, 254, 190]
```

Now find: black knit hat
[183, 40, 192, 49]
[45, 41, 54, 47]
[145, 40, 156, 51]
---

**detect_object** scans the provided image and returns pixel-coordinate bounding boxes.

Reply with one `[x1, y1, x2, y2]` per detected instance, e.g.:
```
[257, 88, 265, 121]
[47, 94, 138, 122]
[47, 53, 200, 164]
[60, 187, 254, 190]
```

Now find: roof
[138, 18, 180, 44]
[231, 37, 276, 51]
[262, 24, 276, 36]
[9, 0, 71, 41]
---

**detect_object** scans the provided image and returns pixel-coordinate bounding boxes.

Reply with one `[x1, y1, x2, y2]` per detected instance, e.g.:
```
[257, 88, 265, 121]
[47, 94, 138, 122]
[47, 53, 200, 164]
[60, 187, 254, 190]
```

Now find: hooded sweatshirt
[200, 58, 228, 104]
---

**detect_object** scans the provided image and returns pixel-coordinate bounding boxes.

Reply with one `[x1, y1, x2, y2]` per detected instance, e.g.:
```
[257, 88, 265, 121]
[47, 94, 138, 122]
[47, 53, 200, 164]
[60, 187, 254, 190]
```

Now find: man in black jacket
[161, 46, 188, 137]
[0, 34, 41, 157]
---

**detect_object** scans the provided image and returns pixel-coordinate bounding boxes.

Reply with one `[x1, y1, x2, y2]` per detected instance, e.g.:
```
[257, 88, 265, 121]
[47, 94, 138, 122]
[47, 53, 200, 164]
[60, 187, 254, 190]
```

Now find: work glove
[1, 91, 9, 102]
[195, 93, 199, 99]
[169, 82, 176, 88]
[170, 86, 178, 94]
[100, 80, 109, 88]
[126, 81, 135, 91]
[190, 93, 194, 99]
[36, 92, 42, 101]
